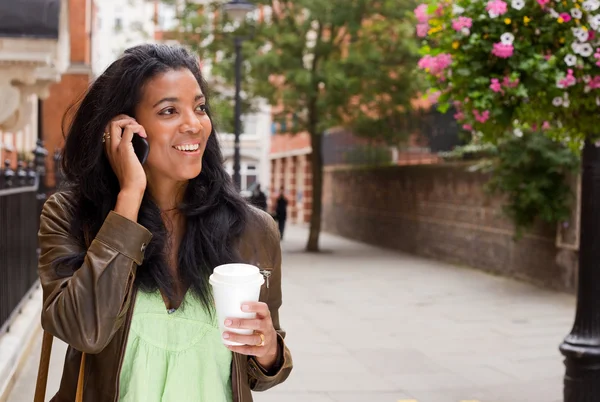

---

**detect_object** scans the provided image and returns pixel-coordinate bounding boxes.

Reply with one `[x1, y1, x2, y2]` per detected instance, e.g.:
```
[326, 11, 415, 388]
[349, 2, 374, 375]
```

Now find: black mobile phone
[132, 134, 150, 165]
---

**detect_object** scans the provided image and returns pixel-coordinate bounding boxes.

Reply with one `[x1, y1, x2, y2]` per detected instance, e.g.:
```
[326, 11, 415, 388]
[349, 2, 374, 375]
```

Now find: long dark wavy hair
[57, 43, 249, 311]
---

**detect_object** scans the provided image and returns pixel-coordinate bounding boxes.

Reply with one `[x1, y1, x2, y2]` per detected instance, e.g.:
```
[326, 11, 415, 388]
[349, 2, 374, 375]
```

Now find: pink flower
[429, 91, 441, 103]
[542, 121, 551, 130]
[503, 76, 519, 88]
[486, 0, 508, 16]
[452, 17, 473, 31]
[492, 43, 514, 58]
[415, 4, 429, 23]
[418, 54, 452, 76]
[537, 0, 549, 6]
[473, 110, 490, 123]
[588, 76, 600, 89]
[559, 69, 577, 88]
[490, 78, 504, 93]
[417, 23, 429, 37]
[454, 111, 465, 121]
[559, 13, 572, 22]
[590, 31, 596, 41]
[463, 124, 473, 131]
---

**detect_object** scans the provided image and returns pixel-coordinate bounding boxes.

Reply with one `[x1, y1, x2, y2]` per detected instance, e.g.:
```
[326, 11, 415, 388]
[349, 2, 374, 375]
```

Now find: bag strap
[34, 330, 86, 402]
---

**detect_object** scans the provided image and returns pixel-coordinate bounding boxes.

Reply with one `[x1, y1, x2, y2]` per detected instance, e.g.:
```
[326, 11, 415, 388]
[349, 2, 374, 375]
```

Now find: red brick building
[43, 0, 96, 187]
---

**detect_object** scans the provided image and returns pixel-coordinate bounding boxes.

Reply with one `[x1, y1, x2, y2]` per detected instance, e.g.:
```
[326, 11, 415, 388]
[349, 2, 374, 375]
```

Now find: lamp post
[559, 141, 600, 401]
[223, 0, 255, 190]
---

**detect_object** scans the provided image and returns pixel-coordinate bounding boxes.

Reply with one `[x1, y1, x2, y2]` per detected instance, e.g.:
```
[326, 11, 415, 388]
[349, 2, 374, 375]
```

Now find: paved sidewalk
[9, 225, 575, 402]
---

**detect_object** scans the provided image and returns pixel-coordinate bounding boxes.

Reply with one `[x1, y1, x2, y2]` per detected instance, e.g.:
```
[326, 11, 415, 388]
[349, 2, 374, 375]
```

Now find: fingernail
[242, 305, 250, 311]
[223, 333, 230, 339]
[225, 319, 232, 327]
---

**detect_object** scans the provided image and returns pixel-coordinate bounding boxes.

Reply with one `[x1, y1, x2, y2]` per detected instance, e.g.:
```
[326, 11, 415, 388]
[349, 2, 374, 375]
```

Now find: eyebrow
[153, 94, 205, 108]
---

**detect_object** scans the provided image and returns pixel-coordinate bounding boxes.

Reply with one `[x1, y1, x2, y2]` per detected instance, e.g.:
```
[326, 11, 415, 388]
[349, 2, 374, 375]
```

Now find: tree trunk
[306, 130, 323, 252]
[560, 140, 600, 401]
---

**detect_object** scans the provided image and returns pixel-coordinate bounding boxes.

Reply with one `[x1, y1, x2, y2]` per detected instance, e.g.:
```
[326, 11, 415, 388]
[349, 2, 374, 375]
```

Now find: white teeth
[175, 144, 199, 152]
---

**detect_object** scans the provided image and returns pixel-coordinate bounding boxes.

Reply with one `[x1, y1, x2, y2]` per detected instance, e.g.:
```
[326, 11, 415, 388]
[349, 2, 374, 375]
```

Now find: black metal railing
[0, 139, 49, 334]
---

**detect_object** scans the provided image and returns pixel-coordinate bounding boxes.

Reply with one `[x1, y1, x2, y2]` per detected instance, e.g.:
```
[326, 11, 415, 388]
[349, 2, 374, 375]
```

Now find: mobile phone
[131, 134, 150, 165]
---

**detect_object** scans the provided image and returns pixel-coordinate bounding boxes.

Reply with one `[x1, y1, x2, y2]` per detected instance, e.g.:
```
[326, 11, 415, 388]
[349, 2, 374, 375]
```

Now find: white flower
[583, 0, 600, 11]
[592, 15, 600, 26]
[461, 27, 471, 36]
[596, 96, 600, 106]
[585, 85, 592, 93]
[514, 128, 524, 137]
[571, 8, 583, 19]
[563, 98, 571, 107]
[580, 43, 594, 57]
[512, 0, 525, 9]
[584, 75, 592, 83]
[572, 42, 583, 54]
[501, 32, 515, 45]
[549, 8, 560, 18]
[565, 54, 578, 66]
[489, 10, 499, 18]
[574, 27, 590, 42]
[553, 97, 564, 106]
[453, 4, 465, 14]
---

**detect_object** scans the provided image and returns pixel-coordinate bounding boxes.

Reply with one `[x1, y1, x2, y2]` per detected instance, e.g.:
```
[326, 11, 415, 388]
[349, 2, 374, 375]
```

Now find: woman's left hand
[223, 301, 279, 370]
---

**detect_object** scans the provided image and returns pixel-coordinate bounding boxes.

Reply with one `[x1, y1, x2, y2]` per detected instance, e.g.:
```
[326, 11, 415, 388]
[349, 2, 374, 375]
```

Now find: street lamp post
[560, 141, 600, 401]
[223, 0, 255, 190]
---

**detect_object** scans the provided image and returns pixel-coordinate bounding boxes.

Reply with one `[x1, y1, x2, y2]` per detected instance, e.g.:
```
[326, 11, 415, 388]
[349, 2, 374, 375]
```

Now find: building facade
[93, 0, 156, 76]
[43, 0, 97, 188]
[0, 0, 70, 174]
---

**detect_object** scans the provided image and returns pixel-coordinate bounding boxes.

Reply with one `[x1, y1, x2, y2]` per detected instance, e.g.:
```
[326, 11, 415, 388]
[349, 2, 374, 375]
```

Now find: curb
[0, 283, 43, 402]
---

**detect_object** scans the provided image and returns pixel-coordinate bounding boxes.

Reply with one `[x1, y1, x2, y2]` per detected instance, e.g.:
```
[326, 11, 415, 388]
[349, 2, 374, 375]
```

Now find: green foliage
[416, 0, 600, 143]
[486, 131, 580, 236]
[438, 142, 497, 161]
[343, 145, 393, 166]
[174, 0, 421, 142]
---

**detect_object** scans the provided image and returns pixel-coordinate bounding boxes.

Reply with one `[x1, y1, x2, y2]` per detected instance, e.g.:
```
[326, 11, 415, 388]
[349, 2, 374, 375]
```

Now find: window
[246, 175, 257, 190]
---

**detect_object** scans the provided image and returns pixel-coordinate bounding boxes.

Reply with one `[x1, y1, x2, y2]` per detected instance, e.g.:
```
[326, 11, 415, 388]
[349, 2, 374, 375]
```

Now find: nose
[180, 108, 202, 134]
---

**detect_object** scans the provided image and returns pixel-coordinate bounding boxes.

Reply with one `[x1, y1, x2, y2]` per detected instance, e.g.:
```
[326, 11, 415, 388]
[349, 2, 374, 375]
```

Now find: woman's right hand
[104, 115, 148, 194]
[105, 115, 148, 222]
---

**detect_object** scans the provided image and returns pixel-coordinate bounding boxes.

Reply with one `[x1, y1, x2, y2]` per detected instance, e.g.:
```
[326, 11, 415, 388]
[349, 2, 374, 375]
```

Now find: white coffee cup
[209, 263, 265, 346]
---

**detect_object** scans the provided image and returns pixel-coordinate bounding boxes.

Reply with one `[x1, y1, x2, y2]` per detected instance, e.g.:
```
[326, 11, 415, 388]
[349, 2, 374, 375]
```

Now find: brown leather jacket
[38, 191, 292, 402]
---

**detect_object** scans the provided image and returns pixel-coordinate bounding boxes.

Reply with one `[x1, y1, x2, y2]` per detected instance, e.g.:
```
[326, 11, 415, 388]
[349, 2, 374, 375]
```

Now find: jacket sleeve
[247, 213, 293, 391]
[38, 193, 153, 354]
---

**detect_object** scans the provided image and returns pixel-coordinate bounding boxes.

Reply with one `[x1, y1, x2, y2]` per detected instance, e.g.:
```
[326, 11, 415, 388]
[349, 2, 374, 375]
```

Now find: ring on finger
[256, 332, 265, 347]
[102, 132, 111, 143]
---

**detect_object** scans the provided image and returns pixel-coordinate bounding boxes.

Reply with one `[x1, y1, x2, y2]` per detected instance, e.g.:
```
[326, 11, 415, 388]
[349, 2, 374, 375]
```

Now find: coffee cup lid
[210, 263, 264, 285]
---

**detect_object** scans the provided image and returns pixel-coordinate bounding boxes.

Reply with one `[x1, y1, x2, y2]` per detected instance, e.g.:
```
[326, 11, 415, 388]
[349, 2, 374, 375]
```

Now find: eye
[196, 104, 208, 114]
[159, 107, 176, 116]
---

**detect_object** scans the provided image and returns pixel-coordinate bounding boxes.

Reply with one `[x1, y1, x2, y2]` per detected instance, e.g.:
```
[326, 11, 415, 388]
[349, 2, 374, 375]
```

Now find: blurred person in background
[249, 183, 267, 211]
[274, 187, 288, 240]
[36, 43, 292, 402]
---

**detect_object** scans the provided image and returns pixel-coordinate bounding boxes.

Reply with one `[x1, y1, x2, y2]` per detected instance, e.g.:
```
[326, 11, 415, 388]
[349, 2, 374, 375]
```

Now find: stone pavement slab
[8, 225, 575, 402]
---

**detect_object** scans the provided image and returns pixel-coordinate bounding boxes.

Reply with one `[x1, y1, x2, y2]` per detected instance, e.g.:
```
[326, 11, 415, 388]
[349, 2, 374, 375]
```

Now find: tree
[172, 0, 421, 251]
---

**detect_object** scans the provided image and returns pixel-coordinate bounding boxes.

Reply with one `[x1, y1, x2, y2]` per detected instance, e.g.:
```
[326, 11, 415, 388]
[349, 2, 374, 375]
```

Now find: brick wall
[322, 163, 578, 293]
[42, 0, 93, 187]
[43, 74, 90, 187]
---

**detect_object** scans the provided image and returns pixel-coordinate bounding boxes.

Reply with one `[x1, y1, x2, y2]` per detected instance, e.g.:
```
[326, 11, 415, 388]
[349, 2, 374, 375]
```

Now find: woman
[38, 43, 292, 402]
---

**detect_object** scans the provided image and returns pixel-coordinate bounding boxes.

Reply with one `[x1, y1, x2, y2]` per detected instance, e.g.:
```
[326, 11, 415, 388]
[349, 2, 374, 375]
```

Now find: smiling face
[134, 68, 212, 188]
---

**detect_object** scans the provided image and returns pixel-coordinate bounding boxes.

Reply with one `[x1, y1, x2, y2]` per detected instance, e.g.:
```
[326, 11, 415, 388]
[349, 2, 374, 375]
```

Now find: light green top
[118, 290, 233, 402]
